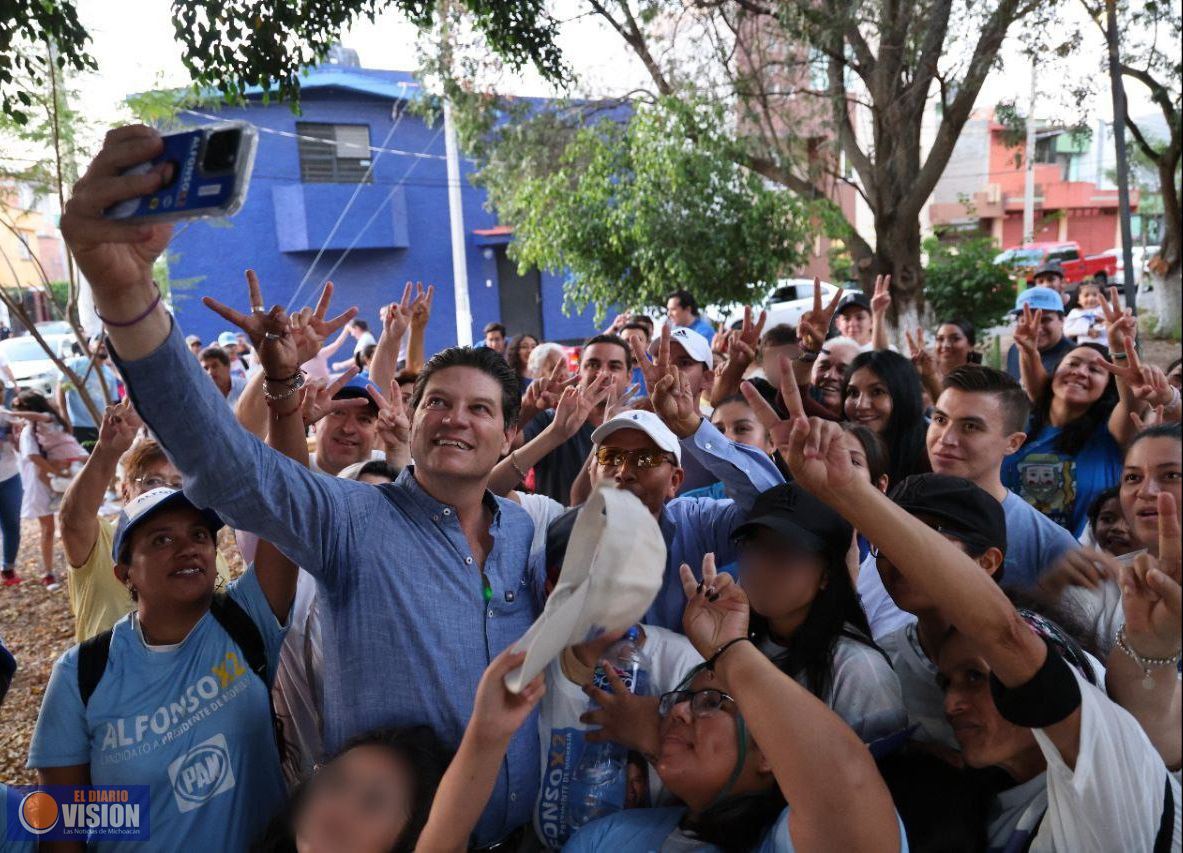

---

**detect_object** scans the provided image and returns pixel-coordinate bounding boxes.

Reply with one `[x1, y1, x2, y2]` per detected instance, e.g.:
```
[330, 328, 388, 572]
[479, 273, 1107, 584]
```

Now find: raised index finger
[777, 354, 806, 421]
[1158, 492, 1180, 580]
[812, 277, 822, 314]
[245, 269, 264, 310]
[201, 295, 251, 331]
[312, 280, 335, 320]
[742, 379, 783, 433]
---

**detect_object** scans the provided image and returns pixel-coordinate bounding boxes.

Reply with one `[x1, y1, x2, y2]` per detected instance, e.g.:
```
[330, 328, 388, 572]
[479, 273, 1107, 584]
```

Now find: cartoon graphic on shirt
[1017, 454, 1076, 529]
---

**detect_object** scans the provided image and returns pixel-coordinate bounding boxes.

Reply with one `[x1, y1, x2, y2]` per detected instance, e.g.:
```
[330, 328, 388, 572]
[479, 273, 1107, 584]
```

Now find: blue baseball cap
[112, 487, 224, 563]
[334, 374, 381, 408]
[217, 331, 238, 348]
[1012, 286, 1064, 315]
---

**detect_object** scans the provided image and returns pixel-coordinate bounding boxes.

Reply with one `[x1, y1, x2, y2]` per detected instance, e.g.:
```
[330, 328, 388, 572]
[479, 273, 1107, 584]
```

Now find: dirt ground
[0, 340, 1179, 785]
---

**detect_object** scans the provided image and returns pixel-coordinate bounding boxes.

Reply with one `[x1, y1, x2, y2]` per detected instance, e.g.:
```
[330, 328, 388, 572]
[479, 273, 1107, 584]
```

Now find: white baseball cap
[652, 326, 712, 366]
[504, 485, 666, 692]
[590, 409, 682, 465]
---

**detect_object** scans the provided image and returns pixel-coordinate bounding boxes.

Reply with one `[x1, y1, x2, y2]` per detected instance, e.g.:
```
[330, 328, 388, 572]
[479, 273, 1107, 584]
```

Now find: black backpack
[76, 593, 287, 760]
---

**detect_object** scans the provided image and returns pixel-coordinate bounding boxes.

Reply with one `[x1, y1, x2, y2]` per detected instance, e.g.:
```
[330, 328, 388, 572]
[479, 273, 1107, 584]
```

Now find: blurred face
[188, 340, 202, 356]
[294, 745, 414, 853]
[200, 357, 231, 394]
[1051, 347, 1109, 409]
[92, 341, 109, 360]
[620, 327, 650, 352]
[835, 307, 872, 345]
[938, 631, 1042, 776]
[589, 429, 683, 517]
[1033, 273, 1064, 292]
[669, 342, 712, 398]
[1077, 286, 1102, 309]
[535, 350, 567, 381]
[928, 388, 1025, 484]
[1119, 436, 1183, 556]
[410, 366, 512, 483]
[811, 342, 858, 410]
[315, 403, 379, 476]
[666, 297, 694, 328]
[711, 400, 771, 453]
[1094, 496, 1134, 556]
[118, 506, 217, 610]
[1168, 362, 1182, 390]
[1031, 311, 1064, 350]
[580, 342, 631, 398]
[844, 366, 892, 434]
[761, 343, 799, 388]
[738, 528, 827, 627]
[842, 431, 885, 492]
[935, 324, 972, 372]
[124, 459, 183, 503]
[396, 380, 415, 409]
[515, 336, 538, 369]
[484, 330, 506, 353]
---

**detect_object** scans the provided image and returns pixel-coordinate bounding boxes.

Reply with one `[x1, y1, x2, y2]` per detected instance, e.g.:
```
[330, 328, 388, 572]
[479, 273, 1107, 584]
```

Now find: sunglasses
[658, 688, 735, 718]
[595, 447, 676, 470]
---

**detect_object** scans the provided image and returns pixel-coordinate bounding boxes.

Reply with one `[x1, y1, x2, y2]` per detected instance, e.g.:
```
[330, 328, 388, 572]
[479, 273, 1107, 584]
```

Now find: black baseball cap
[732, 483, 853, 563]
[1033, 262, 1065, 280]
[834, 292, 872, 315]
[888, 473, 1007, 558]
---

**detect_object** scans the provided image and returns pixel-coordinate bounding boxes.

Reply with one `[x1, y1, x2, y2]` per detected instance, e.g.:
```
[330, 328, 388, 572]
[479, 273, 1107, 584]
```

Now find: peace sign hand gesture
[1099, 286, 1137, 353]
[371, 379, 412, 450]
[870, 274, 892, 316]
[651, 362, 701, 438]
[409, 282, 435, 332]
[1101, 338, 1176, 407]
[300, 367, 370, 428]
[1013, 304, 1041, 355]
[629, 321, 670, 392]
[1120, 492, 1182, 660]
[679, 554, 749, 660]
[797, 278, 845, 353]
[98, 398, 144, 455]
[383, 281, 416, 342]
[905, 328, 936, 379]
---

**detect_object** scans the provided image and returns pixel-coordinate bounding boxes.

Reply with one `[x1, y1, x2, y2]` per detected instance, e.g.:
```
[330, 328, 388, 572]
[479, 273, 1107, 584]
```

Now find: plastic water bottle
[567, 627, 650, 831]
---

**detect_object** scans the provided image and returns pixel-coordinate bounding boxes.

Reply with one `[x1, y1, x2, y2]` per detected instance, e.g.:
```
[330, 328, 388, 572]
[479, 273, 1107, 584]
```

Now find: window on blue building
[296, 122, 374, 183]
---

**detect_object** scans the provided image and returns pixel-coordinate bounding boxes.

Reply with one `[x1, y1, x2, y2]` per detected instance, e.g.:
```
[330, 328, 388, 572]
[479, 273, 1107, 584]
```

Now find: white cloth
[987, 666, 1180, 852]
[1060, 550, 1142, 656]
[533, 624, 702, 848]
[879, 622, 957, 749]
[856, 551, 916, 641]
[308, 448, 387, 478]
[515, 491, 569, 571]
[272, 570, 323, 786]
[17, 426, 53, 519]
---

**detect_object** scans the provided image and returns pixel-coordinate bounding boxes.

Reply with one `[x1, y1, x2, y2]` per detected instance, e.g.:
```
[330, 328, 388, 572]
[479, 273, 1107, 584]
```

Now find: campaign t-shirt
[1001, 422, 1121, 538]
[28, 568, 288, 852]
[534, 625, 702, 848]
[1000, 491, 1080, 588]
[565, 804, 909, 852]
[66, 516, 233, 644]
[986, 667, 1180, 852]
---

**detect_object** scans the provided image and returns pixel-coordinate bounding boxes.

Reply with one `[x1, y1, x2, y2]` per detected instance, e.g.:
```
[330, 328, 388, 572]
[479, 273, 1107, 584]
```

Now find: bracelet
[706, 637, 751, 671]
[1114, 625, 1182, 689]
[95, 286, 162, 328]
[263, 371, 306, 402]
[795, 349, 819, 364]
[508, 451, 529, 481]
[1113, 351, 1129, 361]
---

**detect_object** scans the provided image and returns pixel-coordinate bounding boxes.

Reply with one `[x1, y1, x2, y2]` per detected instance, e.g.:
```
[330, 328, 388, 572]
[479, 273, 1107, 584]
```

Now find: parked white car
[723, 279, 843, 331]
[0, 334, 78, 396]
[1098, 246, 1159, 289]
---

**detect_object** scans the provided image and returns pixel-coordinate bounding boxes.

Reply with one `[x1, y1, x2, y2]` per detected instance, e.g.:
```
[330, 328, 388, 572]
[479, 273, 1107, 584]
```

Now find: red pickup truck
[994, 242, 1119, 287]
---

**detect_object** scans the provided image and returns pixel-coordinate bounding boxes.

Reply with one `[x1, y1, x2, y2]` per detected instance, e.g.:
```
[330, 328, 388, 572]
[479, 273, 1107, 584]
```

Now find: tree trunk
[1148, 155, 1182, 336]
[868, 215, 925, 343]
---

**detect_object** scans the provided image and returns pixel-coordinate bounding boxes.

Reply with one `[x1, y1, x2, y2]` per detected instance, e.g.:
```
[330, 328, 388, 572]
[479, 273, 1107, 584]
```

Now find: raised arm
[905, 328, 943, 403]
[679, 556, 900, 852]
[367, 282, 413, 395]
[1104, 493, 1182, 770]
[1102, 338, 1177, 446]
[417, 649, 545, 853]
[870, 274, 892, 352]
[406, 282, 434, 374]
[708, 307, 764, 407]
[1013, 304, 1048, 402]
[59, 399, 141, 567]
[318, 324, 351, 360]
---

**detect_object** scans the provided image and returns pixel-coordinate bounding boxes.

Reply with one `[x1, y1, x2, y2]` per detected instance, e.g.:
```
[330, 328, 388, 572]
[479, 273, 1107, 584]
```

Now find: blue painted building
[165, 63, 601, 355]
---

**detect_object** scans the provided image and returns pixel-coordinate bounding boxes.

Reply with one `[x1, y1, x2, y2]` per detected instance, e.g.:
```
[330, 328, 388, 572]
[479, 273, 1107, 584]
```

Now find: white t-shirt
[308, 448, 387, 478]
[515, 491, 568, 570]
[533, 624, 702, 849]
[878, 622, 957, 750]
[759, 629, 907, 745]
[1060, 550, 1142, 656]
[856, 551, 916, 641]
[272, 569, 323, 786]
[986, 666, 1180, 852]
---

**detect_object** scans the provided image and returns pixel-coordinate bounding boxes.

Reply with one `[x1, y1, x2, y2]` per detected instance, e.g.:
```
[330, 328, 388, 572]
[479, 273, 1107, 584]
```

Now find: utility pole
[1022, 56, 1037, 244]
[440, 0, 473, 345]
[1104, 0, 1137, 312]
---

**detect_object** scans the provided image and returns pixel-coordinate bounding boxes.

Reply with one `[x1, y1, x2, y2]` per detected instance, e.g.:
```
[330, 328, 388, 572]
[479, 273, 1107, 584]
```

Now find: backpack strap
[208, 593, 288, 764]
[77, 629, 114, 707]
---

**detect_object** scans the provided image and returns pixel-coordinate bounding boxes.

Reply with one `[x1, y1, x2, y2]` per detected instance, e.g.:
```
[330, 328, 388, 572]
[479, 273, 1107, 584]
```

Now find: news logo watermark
[5, 785, 150, 842]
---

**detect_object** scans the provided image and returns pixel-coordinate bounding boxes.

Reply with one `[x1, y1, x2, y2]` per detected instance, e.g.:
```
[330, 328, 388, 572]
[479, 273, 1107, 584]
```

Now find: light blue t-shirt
[56, 357, 120, 430]
[1000, 490, 1080, 588]
[1001, 422, 1121, 538]
[564, 804, 908, 852]
[27, 568, 288, 852]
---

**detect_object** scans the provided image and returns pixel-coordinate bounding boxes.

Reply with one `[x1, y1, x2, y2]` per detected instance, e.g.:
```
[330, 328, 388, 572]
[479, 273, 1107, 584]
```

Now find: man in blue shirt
[666, 289, 716, 343]
[55, 335, 121, 446]
[59, 125, 541, 847]
[1004, 286, 1074, 382]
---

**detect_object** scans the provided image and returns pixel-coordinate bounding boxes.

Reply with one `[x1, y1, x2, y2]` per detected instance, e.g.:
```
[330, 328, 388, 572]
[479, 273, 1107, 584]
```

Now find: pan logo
[167, 733, 236, 813]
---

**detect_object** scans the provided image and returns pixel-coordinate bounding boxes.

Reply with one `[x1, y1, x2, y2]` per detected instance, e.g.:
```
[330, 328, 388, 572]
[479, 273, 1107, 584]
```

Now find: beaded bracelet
[1114, 625, 1182, 689]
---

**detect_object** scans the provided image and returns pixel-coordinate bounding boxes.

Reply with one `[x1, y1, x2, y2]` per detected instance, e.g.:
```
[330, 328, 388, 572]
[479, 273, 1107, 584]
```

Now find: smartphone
[104, 122, 258, 223]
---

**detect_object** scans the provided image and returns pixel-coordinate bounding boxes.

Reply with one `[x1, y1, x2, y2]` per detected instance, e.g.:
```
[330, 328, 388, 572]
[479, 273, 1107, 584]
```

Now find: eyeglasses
[595, 447, 676, 470]
[135, 475, 183, 490]
[658, 688, 735, 718]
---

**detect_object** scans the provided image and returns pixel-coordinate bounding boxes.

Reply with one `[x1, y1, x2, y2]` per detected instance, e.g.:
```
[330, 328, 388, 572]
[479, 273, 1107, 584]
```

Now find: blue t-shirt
[56, 357, 120, 430]
[688, 316, 717, 344]
[1000, 490, 1080, 588]
[27, 568, 288, 852]
[1001, 422, 1121, 538]
[564, 804, 908, 852]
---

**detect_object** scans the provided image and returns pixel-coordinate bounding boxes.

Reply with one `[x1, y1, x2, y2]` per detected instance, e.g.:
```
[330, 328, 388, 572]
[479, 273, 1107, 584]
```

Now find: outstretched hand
[1102, 338, 1175, 408]
[469, 647, 544, 742]
[870, 274, 892, 315]
[409, 282, 435, 331]
[1100, 286, 1138, 353]
[300, 367, 370, 427]
[1012, 304, 1041, 355]
[679, 554, 749, 660]
[797, 278, 844, 352]
[905, 328, 936, 378]
[97, 398, 143, 455]
[371, 378, 412, 450]
[1120, 492, 1181, 658]
[629, 321, 670, 391]
[651, 362, 702, 438]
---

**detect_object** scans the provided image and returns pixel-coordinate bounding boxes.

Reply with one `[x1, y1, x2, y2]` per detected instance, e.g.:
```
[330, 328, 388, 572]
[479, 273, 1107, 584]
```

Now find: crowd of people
[0, 124, 1180, 852]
